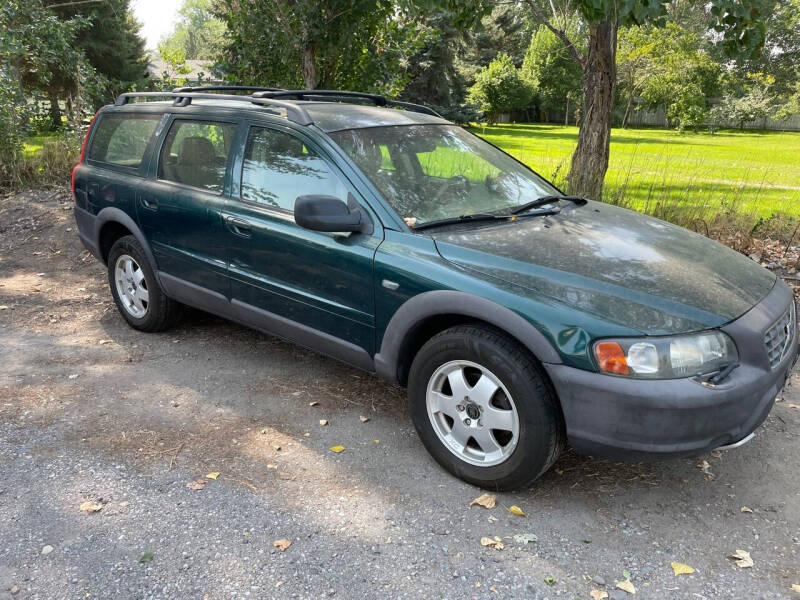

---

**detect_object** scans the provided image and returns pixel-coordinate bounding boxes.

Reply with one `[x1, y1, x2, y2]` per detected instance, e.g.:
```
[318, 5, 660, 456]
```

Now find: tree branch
[45, 0, 105, 8]
[523, 0, 586, 69]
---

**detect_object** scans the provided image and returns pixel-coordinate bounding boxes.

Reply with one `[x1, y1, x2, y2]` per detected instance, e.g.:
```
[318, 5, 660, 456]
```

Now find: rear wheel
[107, 235, 181, 332]
[409, 324, 564, 490]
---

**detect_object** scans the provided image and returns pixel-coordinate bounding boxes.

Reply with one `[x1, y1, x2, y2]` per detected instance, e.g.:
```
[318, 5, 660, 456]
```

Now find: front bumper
[545, 278, 797, 461]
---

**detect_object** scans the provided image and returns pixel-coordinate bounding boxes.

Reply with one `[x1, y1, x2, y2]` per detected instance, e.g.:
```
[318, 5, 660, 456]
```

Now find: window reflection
[241, 127, 347, 211]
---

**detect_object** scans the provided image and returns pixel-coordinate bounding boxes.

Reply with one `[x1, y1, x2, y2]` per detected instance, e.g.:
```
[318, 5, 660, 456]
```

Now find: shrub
[468, 53, 534, 124]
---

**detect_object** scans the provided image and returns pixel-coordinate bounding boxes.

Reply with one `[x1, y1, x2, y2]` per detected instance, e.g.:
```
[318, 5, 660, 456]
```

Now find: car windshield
[329, 124, 559, 226]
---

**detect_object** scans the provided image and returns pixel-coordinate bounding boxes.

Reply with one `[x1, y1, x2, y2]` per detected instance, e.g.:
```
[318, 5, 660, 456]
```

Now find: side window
[240, 127, 348, 211]
[86, 114, 160, 168]
[158, 120, 236, 193]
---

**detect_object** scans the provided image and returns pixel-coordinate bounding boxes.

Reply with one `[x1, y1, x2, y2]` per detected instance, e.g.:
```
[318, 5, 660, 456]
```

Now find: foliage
[522, 20, 584, 120]
[712, 72, 779, 128]
[468, 53, 535, 123]
[218, 0, 427, 93]
[618, 23, 721, 130]
[160, 0, 226, 61]
[48, 0, 147, 99]
[775, 82, 800, 120]
[155, 41, 193, 88]
[457, 4, 532, 82]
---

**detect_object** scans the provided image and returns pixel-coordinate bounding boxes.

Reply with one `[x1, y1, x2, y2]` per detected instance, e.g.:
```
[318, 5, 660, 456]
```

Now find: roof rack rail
[113, 91, 314, 126]
[253, 89, 442, 118]
[172, 85, 285, 94]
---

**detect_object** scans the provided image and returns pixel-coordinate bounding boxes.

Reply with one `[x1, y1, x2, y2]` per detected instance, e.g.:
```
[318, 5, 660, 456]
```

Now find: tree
[48, 0, 147, 100]
[161, 0, 226, 61]
[712, 72, 779, 128]
[775, 81, 800, 120]
[468, 53, 535, 123]
[218, 0, 420, 92]
[617, 23, 721, 130]
[522, 21, 584, 124]
[522, 0, 767, 200]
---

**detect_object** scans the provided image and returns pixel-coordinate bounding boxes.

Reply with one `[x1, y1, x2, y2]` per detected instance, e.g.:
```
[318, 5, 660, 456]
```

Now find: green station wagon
[72, 87, 797, 490]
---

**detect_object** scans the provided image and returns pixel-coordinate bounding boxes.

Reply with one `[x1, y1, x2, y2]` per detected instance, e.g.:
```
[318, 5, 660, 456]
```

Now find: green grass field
[473, 124, 800, 220]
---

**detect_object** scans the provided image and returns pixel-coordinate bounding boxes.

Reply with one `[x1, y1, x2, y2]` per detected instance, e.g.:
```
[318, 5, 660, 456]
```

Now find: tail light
[72, 109, 101, 197]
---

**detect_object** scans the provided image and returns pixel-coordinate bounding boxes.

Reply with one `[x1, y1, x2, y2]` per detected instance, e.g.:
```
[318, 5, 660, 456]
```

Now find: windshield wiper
[511, 194, 586, 215]
[412, 213, 508, 231]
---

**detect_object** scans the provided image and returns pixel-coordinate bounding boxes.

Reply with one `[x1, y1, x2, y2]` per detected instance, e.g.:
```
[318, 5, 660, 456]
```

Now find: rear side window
[158, 120, 236, 193]
[86, 113, 160, 168]
[240, 127, 348, 211]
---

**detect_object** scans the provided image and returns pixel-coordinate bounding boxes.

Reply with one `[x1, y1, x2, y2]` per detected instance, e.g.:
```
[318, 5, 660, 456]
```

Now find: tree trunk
[565, 97, 570, 126]
[621, 88, 634, 129]
[302, 45, 318, 89]
[48, 90, 62, 131]
[567, 20, 617, 200]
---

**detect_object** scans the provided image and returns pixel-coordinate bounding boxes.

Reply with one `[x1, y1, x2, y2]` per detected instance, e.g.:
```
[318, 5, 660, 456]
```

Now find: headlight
[593, 331, 738, 379]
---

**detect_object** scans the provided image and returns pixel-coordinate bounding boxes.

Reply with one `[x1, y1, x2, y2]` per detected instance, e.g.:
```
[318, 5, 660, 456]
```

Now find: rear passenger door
[222, 122, 382, 356]
[137, 117, 238, 297]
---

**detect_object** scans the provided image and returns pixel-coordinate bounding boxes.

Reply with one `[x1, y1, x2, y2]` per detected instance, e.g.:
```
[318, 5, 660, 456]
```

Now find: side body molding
[93, 206, 157, 269]
[373, 290, 562, 383]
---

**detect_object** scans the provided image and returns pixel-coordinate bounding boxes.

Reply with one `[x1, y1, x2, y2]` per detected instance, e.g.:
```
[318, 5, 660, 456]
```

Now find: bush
[468, 53, 534, 124]
[1, 130, 82, 190]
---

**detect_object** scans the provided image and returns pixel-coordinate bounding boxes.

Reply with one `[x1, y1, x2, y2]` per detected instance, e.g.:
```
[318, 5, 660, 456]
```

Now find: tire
[408, 324, 564, 490]
[107, 235, 181, 332]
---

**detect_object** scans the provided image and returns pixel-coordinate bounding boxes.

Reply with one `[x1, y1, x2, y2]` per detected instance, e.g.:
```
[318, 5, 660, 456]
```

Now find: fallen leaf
[489, 585, 498, 593]
[696, 459, 715, 480]
[590, 590, 608, 600]
[186, 479, 206, 491]
[329, 445, 345, 453]
[616, 579, 636, 594]
[403, 217, 417, 227]
[319, 419, 329, 426]
[309, 401, 319, 406]
[79, 500, 104, 514]
[791, 583, 800, 593]
[139, 551, 153, 563]
[470, 493, 496, 509]
[98, 339, 111, 345]
[272, 444, 281, 451]
[544, 576, 556, 586]
[621, 570, 631, 580]
[508, 505, 527, 517]
[373, 439, 380, 444]
[41, 545, 53, 555]
[513, 533, 537, 544]
[741, 506, 753, 513]
[205, 472, 219, 480]
[359, 415, 370, 423]
[671, 562, 695, 575]
[488, 515, 498, 522]
[480, 536, 504, 550]
[728, 549, 753, 568]
[273, 538, 292, 552]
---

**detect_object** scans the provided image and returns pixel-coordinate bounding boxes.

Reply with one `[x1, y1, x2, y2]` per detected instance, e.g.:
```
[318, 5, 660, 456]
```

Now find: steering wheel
[433, 175, 470, 205]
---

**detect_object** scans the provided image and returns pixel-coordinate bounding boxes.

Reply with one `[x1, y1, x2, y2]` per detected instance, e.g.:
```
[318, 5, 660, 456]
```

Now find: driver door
[221, 122, 383, 357]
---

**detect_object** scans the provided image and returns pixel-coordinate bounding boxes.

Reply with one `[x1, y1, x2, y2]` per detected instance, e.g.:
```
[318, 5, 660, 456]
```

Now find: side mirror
[294, 195, 365, 233]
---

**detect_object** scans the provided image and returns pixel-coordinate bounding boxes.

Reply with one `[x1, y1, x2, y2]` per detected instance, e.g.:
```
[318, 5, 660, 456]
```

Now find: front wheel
[408, 324, 564, 490]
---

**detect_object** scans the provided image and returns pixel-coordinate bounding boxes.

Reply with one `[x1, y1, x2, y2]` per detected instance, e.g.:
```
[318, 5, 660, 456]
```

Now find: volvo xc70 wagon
[72, 86, 798, 490]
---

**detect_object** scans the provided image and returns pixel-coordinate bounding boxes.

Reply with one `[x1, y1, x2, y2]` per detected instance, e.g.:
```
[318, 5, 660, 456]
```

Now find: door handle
[225, 216, 253, 237]
[140, 197, 159, 210]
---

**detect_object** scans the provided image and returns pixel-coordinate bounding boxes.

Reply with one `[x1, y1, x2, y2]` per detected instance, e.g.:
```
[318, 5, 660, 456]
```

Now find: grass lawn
[22, 133, 59, 158]
[473, 124, 800, 219]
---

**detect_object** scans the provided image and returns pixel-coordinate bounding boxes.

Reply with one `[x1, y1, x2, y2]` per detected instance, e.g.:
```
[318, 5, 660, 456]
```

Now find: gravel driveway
[1, 189, 798, 600]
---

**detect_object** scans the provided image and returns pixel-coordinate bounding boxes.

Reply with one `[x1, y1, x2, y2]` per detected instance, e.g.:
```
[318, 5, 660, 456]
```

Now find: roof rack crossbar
[171, 85, 285, 94]
[113, 92, 314, 126]
[253, 89, 442, 118]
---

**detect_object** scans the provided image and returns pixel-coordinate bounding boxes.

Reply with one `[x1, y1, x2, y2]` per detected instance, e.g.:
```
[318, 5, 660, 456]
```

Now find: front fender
[373, 290, 562, 384]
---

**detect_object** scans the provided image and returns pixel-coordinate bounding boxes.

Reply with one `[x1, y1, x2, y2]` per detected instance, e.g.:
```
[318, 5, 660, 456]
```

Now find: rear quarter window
[86, 113, 161, 168]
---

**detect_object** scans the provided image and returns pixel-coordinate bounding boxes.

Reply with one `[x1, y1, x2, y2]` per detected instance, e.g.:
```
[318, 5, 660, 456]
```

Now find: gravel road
[1, 189, 799, 600]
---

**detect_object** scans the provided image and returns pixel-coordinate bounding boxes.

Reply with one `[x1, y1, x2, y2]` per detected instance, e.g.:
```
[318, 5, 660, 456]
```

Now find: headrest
[179, 136, 217, 166]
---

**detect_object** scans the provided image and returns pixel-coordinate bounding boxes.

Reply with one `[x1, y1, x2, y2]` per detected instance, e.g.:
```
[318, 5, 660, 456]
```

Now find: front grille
[764, 300, 796, 369]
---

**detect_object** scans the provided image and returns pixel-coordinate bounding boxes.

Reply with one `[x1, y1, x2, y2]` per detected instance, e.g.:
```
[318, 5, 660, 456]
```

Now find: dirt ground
[1, 188, 798, 600]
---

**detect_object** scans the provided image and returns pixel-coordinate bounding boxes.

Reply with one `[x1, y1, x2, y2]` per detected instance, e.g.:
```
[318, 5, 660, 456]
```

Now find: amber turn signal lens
[594, 341, 630, 375]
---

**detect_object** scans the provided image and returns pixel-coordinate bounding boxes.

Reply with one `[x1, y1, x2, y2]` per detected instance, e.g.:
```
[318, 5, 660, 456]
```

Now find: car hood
[431, 201, 776, 334]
